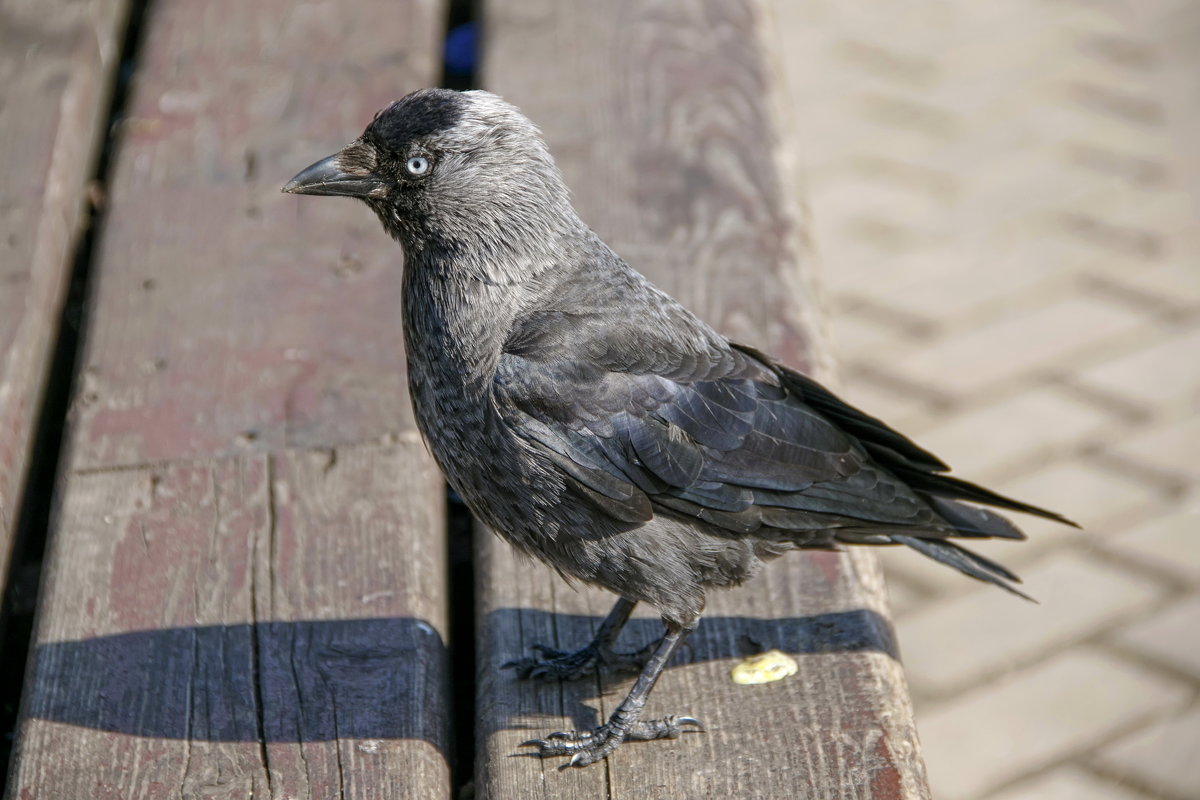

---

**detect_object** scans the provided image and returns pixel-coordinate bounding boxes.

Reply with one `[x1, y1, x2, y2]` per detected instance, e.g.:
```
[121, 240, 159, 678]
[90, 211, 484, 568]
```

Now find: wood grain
[476, 0, 929, 797]
[8, 0, 452, 797]
[12, 444, 448, 799]
[0, 0, 129, 601]
[69, 0, 447, 468]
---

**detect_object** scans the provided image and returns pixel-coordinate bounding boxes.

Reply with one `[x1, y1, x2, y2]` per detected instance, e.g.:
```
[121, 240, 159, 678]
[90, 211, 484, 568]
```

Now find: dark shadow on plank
[485, 607, 900, 735]
[25, 608, 893, 742]
[25, 617, 449, 748]
[484, 607, 898, 666]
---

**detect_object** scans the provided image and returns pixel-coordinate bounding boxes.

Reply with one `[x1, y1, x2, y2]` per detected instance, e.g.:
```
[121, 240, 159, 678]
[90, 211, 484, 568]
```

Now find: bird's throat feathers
[399, 223, 608, 397]
[399, 237, 556, 392]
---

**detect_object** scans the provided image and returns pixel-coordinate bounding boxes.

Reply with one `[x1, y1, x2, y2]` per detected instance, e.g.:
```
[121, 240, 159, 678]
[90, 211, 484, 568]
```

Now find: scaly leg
[521, 617, 702, 767]
[504, 597, 658, 680]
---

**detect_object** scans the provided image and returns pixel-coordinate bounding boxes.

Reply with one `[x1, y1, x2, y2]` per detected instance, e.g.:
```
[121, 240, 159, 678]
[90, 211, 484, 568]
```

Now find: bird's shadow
[19, 608, 895, 757]
[492, 607, 899, 735]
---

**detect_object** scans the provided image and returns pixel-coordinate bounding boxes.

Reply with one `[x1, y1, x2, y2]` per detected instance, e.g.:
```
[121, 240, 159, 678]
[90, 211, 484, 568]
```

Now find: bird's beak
[282, 152, 385, 198]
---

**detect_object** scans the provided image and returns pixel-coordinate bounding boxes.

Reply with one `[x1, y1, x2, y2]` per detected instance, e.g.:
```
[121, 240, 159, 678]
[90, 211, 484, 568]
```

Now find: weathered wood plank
[476, 1, 930, 797]
[69, 0, 445, 468]
[0, 0, 129, 602]
[8, 0, 452, 797]
[12, 444, 447, 799]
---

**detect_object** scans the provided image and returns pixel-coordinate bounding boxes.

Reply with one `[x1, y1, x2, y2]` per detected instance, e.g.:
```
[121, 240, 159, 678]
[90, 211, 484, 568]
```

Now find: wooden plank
[7, 0, 452, 797]
[475, 1, 930, 797]
[68, 1, 443, 469]
[13, 445, 447, 798]
[0, 0, 129, 603]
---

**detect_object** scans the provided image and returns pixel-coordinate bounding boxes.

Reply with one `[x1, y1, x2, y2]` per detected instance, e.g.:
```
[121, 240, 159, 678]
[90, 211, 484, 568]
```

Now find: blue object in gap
[444, 22, 478, 76]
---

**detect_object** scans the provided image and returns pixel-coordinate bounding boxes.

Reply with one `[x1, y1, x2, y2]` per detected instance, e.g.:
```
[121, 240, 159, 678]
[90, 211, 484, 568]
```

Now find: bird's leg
[504, 597, 658, 680]
[522, 617, 702, 767]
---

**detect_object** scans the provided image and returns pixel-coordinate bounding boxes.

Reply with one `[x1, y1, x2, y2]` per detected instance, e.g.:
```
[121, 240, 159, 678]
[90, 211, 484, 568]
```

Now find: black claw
[503, 642, 571, 674]
[502, 657, 533, 673]
[517, 714, 698, 766]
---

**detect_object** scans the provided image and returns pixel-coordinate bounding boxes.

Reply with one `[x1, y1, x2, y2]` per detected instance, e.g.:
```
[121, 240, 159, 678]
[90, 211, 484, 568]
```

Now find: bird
[284, 88, 1074, 768]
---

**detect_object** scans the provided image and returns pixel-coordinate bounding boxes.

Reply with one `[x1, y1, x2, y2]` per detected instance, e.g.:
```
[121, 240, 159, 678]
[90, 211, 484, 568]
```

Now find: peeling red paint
[870, 733, 905, 799]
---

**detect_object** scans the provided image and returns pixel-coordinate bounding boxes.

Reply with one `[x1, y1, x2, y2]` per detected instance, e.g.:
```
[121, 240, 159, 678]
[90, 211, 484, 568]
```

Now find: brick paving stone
[1151, 1, 1200, 184]
[1058, 195, 1190, 265]
[1110, 414, 1200, 484]
[1077, 325, 1200, 412]
[1114, 594, 1200, 680]
[992, 459, 1168, 544]
[880, 458, 1160, 598]
[828, 310, 920, 365]
[816, 180, 945, 249]
[918, 648, 1190, 800]
[771, 2, 1200, 798]
[885, 571, 928, 617]
[1098, 261, 1200, 310]
[985, 765, 1149, 800]
[824, 244, 972, 302]
[1103, 498, 1200, 584]
[902, 550, 1164, 700]
[878, 247, 1080, 333]
[910, 387, 1118, 481]
[1095, 707, 1200, 800]
[888, 296, 1150, 400]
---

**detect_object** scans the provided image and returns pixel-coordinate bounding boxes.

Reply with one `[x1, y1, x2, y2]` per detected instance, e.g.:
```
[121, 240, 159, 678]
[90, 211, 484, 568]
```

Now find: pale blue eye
[406, 156, 430, 175]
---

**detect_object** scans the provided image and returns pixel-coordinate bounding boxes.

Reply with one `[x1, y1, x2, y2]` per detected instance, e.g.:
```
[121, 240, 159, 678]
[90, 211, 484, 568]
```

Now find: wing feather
[495, 344, 934, 536]
[491, 276, 1072, 597]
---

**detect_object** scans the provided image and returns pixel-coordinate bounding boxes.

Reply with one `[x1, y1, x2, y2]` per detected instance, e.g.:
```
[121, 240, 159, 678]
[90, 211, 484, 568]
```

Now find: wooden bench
[6, 1, 451, 797]
[0, 0, 127, 635]
[4, 1, 930, 798]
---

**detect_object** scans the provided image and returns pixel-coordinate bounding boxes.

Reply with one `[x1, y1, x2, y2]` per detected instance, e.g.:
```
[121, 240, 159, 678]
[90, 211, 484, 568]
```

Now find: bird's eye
[406, 156, 430, 176]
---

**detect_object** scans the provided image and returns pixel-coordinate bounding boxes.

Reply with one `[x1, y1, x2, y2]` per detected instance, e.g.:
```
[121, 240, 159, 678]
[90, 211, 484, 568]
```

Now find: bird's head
[284, 89, 580, 265]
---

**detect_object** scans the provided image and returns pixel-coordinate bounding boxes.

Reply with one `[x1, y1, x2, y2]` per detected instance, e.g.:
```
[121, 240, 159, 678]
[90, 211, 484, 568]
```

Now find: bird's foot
[503, 640, 655, 681]
[504, 642, 601, 680]
[522, 715, 704, 767]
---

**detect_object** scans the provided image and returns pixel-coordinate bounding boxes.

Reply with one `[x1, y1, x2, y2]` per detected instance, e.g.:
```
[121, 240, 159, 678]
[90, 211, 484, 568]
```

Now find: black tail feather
[891, 535, 1035, 601]
[900, 470, 1078, 528]
[925, 495, 1027, 540]
[732, 342, 1074, 600]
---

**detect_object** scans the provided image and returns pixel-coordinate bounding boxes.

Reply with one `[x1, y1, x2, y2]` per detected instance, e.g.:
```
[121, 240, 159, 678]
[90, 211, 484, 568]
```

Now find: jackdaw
[284, 88, 1073, 767]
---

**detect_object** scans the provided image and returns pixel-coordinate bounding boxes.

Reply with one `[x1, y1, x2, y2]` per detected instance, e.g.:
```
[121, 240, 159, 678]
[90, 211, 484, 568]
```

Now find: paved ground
[771, 1, 1200, 798]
